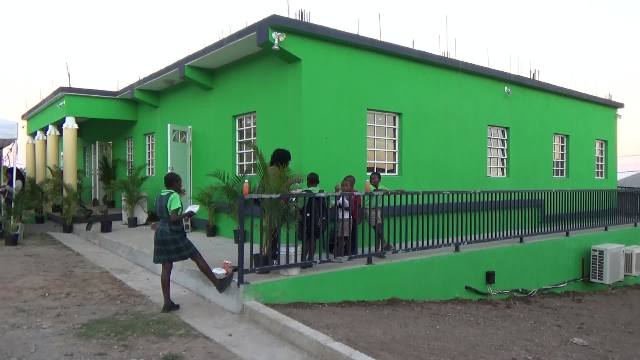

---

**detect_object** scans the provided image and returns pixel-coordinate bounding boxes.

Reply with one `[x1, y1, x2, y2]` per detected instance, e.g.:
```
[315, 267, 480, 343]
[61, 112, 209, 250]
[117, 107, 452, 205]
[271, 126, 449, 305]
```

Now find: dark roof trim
[262, 15, 623, 109]
[23, 15, 622, 120]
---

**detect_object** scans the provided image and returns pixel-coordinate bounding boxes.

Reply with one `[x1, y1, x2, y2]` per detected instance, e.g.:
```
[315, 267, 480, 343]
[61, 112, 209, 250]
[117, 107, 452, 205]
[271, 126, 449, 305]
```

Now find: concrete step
[74, 225, 244, 313]
[49, 231, 316, 360]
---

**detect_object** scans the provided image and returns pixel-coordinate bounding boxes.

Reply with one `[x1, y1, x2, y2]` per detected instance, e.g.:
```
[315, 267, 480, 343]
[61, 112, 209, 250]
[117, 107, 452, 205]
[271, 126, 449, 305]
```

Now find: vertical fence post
[237, 196, 245, 286]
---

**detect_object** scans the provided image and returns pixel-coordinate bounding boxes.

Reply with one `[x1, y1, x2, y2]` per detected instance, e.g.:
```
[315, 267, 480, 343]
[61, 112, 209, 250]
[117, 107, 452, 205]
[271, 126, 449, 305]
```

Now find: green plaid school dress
[153, 190, 198, 264]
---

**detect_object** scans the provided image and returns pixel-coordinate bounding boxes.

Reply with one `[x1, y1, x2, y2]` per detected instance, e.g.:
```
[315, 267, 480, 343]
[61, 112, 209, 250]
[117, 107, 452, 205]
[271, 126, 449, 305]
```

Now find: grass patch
[76, 311, 199, 342]
[161, 353, 184, 360]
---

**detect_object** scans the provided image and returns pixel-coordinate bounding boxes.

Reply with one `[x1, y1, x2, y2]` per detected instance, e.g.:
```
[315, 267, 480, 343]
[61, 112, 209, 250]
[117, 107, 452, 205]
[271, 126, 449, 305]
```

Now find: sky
[1, 0, 638, 176]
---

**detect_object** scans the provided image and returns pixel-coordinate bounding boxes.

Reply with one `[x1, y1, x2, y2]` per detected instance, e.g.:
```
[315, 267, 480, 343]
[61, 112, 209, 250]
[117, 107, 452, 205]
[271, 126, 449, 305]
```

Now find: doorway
[90, 141, 112, 204]
[167, 124, 192, 205]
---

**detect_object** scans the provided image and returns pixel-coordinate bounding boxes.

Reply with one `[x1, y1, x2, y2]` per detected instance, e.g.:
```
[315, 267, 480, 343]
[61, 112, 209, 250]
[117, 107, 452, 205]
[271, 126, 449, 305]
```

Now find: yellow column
[34, 130, 47, 184]
[25, 136, 36, 179]
[62, 116, 78, 190]
[46, 125, 60, 178]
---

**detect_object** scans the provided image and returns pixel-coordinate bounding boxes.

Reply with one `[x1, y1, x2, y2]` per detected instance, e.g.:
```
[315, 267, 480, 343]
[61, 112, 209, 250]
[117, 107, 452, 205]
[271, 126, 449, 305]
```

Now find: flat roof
[23, 14, 623, 120]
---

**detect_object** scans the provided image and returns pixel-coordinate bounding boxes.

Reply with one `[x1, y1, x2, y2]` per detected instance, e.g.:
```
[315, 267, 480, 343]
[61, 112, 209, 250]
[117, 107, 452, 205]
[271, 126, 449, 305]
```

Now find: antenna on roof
[378, 13, 382, 41]
[66, 62, 71, 87]
[295, 9, 310, 22]
[287, 0, 290, 17]
[487, 48, 490, 67]
[357, 18, 360, 35]
[445, 15, 449, 58]
[454, 38, 457, 58]
[412, 39, 415, 49]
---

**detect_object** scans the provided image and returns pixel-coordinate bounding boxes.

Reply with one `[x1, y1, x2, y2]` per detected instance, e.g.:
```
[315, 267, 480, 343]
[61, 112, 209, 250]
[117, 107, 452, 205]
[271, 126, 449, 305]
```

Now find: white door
[91, 141, 112, 204]
[167, 124, 192, 205]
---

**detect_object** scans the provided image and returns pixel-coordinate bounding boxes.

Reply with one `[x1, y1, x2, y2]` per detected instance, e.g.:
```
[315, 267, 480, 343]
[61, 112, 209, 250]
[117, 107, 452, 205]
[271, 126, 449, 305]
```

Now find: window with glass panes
[145, 133, 155, 176]
[487, 126, 508, 177]
[126, 137, 134, 176]
[236, 113, 257, 175]
[367, 111, 398, 174]
[553, 134, 567, 177]
[595, 140, 606, 179]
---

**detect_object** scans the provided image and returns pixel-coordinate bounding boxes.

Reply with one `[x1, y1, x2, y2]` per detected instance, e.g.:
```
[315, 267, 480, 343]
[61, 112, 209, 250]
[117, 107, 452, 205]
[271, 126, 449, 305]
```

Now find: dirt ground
[0, 223, 239, 360]
[274, 286, 640, 360]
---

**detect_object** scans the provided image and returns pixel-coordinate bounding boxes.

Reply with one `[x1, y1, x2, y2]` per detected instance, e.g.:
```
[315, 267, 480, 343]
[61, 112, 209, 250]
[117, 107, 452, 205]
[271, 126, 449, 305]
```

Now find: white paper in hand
[185, 204, 200, 214]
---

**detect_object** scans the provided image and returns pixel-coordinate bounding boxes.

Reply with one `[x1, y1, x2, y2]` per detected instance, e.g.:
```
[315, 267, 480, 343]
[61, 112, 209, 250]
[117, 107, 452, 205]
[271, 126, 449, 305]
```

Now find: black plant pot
[233, 229, 247, 244]
[252, 254, 272, 274]
[106, 200, 116, 208]
[52, 204, 62, 213]
[100, 220, 112, 233]
[206, 225, 217, 237]
[4, 232, 19, 246]
[62, 224, 74, 234]
[127, 217, 138, 228]
[35, 215, 45, 224]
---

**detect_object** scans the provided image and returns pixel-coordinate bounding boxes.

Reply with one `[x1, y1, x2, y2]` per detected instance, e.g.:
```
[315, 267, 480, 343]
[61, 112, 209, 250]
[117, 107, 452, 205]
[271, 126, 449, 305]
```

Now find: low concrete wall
[245, 226, 640, 304]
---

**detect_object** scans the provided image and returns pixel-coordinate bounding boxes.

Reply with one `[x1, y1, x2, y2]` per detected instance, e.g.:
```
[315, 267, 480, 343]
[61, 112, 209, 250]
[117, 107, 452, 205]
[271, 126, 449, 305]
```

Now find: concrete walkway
[50, 231, 315, 360]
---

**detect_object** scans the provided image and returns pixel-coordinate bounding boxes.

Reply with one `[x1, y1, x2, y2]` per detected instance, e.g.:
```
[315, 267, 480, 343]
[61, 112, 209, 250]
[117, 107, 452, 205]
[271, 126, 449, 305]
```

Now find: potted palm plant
[194, 185, 223, 237]
[44, 166, 63, 213]
[3, 189, 26, 246]
[253, 148, 299, 269]
[24, 177, 46, 224]
[207, 170, 246, 243]
[61, 184, 79, 233]
[114, 164, 148, 228]
[98, 156, 117, 208]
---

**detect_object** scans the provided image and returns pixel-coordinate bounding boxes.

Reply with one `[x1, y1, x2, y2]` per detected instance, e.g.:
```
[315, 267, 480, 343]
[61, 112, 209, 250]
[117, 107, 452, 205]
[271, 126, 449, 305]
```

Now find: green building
[22, 15, 623, 237]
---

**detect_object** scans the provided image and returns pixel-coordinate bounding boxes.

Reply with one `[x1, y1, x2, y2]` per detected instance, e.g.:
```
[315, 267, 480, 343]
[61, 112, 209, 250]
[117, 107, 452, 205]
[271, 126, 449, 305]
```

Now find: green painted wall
[74, 52, 302, 233]
[27, 95, 136, 134]
[25, 30, 619, 238]
[280, 32, 617, 193]
[244, 226, 640, 304]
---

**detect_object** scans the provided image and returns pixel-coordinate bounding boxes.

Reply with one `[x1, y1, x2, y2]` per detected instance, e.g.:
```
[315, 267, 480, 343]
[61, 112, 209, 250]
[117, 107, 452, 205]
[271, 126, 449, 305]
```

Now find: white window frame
[145, 133, 155, 176]
[595, 140, 606, 179]
[235, 113, 257, 175]
[126, 137, 134, 176]
[367, 110, 399, 175]
[487, 126, 508, 177]
[553, 134, 567, 178]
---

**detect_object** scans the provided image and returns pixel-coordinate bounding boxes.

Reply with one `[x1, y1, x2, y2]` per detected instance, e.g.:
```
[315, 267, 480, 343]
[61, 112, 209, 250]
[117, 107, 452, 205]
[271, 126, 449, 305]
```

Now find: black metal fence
[236, 189, 640, 283]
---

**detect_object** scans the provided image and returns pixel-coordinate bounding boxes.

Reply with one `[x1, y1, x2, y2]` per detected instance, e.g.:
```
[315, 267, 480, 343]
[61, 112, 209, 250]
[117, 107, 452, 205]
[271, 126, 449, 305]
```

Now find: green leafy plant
[24, 177, 46, 216]
[193, 185, 223, 227]
[253, 147, 300, 255]
[98, 156, 118, 205]
[62, 184, 79, 226]
[114, 164, 149, 219]
[207, 170, 246, 225]
[3, 189, 27, 232]
[43, 166, 64, 207]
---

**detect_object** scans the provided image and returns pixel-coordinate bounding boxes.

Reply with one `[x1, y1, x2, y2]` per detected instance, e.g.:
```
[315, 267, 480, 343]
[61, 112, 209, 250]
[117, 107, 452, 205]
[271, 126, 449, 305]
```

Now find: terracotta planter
[4, 232, 19, 246]
[206, 225, 217, 237]
[62, 224, 74, 233]
[100, 220, 112, 233]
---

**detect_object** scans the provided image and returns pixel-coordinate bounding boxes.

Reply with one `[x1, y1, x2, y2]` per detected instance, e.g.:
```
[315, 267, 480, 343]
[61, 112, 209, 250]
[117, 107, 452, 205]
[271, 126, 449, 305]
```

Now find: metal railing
[236, 189, 640, 284]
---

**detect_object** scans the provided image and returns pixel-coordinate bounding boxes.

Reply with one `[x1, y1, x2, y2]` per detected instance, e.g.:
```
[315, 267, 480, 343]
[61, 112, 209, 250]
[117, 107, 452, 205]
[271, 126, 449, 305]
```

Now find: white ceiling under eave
[186, 32, 260, 69]
[131, 32, 260, 94]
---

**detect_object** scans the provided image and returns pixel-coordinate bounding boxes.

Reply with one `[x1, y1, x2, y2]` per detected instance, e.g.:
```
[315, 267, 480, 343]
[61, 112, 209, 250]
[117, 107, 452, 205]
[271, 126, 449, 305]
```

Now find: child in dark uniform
[153, 172, 233, 313]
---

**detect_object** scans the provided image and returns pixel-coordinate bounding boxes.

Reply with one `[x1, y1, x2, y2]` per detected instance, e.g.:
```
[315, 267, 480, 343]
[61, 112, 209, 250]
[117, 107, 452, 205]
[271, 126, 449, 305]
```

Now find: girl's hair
[269, 148, 292, 168]
[164, 172, 181, 189]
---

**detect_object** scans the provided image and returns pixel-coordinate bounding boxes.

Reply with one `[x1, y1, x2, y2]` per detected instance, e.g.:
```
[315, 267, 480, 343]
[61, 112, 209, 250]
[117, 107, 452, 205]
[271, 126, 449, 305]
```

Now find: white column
[25, 136, 36, 179]
[62, 116, 78, 190]
[46, 125, 60, 178]
[34, 130, 47, 184]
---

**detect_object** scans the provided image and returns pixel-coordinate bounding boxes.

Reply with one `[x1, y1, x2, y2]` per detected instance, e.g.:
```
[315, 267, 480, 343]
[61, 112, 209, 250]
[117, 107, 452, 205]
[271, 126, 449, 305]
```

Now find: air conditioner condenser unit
[624, 245, 640, 276]
[590, 243, 625, 284]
